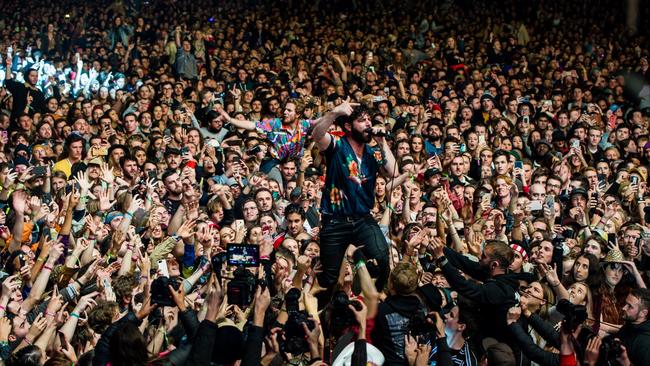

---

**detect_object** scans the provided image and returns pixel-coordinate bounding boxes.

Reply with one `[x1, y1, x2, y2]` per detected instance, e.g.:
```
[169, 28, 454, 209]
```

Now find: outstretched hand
[332, 96, 360, 116]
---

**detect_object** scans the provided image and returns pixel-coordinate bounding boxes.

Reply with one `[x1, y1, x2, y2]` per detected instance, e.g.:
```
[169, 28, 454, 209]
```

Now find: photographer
[617, 288, 650, 365]
[188, 275, 272, 366]
[371, 262, 453, 366]
[429, 238, 523, 346]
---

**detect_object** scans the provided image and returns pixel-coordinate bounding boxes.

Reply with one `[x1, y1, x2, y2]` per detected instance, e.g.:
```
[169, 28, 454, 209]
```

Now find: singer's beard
[351, 127, 372, 143]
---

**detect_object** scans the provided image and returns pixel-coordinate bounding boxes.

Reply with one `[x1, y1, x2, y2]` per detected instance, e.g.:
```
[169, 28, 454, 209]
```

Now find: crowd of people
[0, 0, 650, 365]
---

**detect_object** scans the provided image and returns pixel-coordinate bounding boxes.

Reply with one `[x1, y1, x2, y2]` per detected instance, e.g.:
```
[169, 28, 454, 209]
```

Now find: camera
[227, 244, 259, 267]
[151, 276, 181, 307]
[227, 266, 259, 307]
[409, 310, 437, 345]
[599, 336, 622, 364]
[328, 291, 362, 334]
[281, 288, 315, 355]
[556, 299, 587, 332]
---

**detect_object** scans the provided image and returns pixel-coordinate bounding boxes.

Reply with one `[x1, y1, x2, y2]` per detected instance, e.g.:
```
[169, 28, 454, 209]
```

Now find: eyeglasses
[605, 200, 617, 206]
[606, 263, 629, 275]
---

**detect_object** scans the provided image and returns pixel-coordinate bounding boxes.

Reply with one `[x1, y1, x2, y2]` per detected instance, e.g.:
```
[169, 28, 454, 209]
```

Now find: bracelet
[36, 257, 45, 262]
[0, 305, 6, 312]
[386, 203, 395, 212]
[70, 312, 80, 319]
[75, 279, 84, 287]
[550, 282, 561, 288]
[43, 264, 53, 271]
[45, 310, 56, 318]
[124, 211, 134, 218]
[355, 260, 366, 270]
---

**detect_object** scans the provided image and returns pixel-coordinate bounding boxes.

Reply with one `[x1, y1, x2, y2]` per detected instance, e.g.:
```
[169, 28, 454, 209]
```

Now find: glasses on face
[605, 200, 617, 206]
[607, 263, 629, 275]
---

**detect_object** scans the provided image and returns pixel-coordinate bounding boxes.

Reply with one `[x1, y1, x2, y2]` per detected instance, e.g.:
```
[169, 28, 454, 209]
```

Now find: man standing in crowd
[312, 98, 397, 289]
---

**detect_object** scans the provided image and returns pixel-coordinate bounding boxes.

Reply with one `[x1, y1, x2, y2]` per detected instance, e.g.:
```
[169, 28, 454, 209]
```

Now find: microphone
[365, 128, 386, 137]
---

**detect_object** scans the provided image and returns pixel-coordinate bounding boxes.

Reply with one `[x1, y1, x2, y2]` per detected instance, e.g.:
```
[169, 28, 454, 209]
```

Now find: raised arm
[311, 97, 358, 151]
[218, 109, 256, 131]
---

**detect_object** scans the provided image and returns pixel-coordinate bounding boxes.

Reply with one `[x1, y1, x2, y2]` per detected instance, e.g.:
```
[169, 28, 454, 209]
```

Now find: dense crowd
[0, 0, 650, 365]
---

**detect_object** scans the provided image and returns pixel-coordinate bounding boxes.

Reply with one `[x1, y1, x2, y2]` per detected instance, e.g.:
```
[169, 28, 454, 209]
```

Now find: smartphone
[147, 170, 158, 180]
[481, 194, 491, 206]
[514, 161, 523, 170]
[232, 155, 241, 164]
[33, 166, 47, 176]
[0, 130, 7, 141]
[607, 234, 617, 248]
[571, 140, 580, 149]
[478, 134, 486, 145]
[157, 260, 170, 277]
[227, 244, 259, 267]
[248, 145, 261, 155]
[95, 146, 108, 156]
[180, 146, 190, 155]
[631, 175, 639, 186]
[528, 200, 543, 211]
[545, 196, 555, 210]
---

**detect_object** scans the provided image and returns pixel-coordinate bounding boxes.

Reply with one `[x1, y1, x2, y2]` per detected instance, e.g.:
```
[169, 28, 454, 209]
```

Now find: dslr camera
[281, 288, 315, 355]
[556, 299, 588, 332]
[227, 266, 260, 307]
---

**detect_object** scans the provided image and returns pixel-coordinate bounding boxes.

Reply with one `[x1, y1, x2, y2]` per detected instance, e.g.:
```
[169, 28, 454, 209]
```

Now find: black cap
[570, 187, 588, 199]
[164, 147, 181, 156]
[424, 168, 441, 179]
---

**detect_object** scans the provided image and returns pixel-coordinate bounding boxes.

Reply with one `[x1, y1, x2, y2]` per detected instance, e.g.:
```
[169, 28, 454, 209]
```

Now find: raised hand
[100, 163, 115, 184]
[74, 171, 92, 194]
[127, 195, 144, 214]
[1, 275, 20, 298]
[176, 218, 197, 241]
[331, 96, 360, 117]
[2, 169, 17, 189]
[97, 188, 115, 211]
[12, 190, 28, 215]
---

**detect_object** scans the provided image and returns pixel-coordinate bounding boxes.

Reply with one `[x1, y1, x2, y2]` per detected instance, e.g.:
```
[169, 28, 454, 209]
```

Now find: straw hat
[603, 247, 625, 263]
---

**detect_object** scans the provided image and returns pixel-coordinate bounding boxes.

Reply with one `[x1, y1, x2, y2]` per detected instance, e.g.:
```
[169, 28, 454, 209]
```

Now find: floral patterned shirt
[255, 118, 312, 160]
[321, 134, 385, 217]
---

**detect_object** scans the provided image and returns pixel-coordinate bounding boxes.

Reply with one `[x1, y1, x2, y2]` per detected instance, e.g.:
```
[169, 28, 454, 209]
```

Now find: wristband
[352, 249, 366, 264]
[355, 260, 366, 270]
[260, 255, 270, 260]
[70, 312, 80, 319]
[43, 264, 53, 271]
[124, 211, 134, 218]
[45, 311, 56, 318]
[0, 305, 5, 312]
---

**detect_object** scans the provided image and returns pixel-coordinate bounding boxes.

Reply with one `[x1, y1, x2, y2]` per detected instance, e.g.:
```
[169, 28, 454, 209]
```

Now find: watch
[435, 255, 448, 267]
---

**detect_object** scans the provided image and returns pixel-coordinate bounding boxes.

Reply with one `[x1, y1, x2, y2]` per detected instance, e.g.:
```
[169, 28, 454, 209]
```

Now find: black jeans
[318, 215, 389, 290]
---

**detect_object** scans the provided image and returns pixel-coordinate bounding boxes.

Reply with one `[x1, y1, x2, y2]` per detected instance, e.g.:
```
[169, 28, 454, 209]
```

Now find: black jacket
[617, 319, 650, 366]
[441, 247, 521, 343]
[92, 312, 142, 366]
[371, 295, 424, 366]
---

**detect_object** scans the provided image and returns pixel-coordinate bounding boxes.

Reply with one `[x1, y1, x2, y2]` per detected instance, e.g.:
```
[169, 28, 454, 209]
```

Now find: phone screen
[227, 244, 259, 267]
